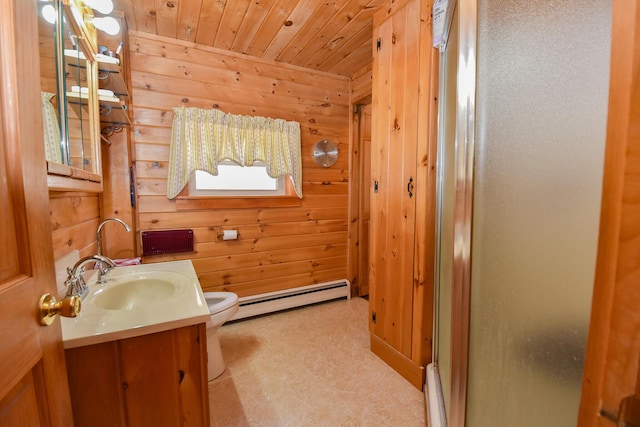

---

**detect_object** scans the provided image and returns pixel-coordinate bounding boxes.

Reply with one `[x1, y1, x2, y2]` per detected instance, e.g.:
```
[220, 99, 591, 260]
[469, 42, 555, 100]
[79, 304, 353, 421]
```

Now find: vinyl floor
[208, 296, 426, 426]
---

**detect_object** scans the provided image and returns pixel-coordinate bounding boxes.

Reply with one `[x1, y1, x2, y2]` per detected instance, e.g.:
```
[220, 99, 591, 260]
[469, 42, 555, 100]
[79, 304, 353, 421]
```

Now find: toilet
[204, 291, 239, 381]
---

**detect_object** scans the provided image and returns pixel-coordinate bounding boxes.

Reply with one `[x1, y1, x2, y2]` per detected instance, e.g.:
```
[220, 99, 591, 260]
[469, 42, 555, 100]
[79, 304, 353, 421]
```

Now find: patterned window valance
[167, 107, 302, 199]
[41, 92, 61, 163]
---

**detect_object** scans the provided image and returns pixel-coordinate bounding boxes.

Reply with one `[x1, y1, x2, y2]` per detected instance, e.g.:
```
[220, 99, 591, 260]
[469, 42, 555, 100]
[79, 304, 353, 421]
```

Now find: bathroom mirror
[39, 0, 102, 191]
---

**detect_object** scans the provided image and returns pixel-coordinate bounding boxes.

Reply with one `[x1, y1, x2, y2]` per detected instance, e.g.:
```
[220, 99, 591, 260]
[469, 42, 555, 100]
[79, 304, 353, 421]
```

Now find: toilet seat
[204, 291, 239, 314]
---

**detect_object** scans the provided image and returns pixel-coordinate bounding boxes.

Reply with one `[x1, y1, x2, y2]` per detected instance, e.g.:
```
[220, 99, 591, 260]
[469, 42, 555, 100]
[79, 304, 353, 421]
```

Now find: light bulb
[42, 4, 57, 24]
[93, 16, 120, 35]
[84, 0, 114, 15]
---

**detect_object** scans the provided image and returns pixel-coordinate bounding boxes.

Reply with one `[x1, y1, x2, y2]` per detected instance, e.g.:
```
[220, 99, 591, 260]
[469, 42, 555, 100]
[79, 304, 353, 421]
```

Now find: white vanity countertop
[61, 260, 210, 349]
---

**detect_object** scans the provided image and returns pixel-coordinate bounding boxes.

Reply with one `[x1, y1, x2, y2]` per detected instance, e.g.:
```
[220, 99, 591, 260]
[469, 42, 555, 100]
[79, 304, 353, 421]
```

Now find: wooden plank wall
[99, 13, 137, 260]
[351, 63, 373, 104]
[49, 191, 100, 261]
[128, 31, 351, 297]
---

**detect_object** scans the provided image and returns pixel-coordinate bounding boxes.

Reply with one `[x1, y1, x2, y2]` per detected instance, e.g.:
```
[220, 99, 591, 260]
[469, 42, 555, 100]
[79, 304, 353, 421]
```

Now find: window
[176, 163, 301, 210]
[167, 107, 302, 200]
[189, 162, 286, 196]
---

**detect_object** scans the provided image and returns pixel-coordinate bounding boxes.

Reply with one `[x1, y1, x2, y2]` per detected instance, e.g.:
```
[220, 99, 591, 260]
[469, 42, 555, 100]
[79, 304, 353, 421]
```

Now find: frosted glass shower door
[464, 0, 611, 426]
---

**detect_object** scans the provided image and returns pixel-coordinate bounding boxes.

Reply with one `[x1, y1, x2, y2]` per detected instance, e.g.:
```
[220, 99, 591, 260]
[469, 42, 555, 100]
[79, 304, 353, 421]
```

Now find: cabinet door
[65, 325, 209, 427]
[369, 0, 421, 359]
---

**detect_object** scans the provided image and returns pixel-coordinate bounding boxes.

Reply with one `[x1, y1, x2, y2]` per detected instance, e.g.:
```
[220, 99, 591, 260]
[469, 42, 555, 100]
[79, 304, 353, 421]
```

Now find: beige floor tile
[208, 297, 426, 427]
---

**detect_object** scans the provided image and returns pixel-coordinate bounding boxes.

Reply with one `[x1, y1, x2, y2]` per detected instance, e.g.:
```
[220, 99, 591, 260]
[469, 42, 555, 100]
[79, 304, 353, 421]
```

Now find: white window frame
[189, 161, 287, 196]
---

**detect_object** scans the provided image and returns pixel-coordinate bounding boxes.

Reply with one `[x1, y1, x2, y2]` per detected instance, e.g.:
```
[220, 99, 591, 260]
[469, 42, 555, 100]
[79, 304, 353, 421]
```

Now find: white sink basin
[60, 260, 210, 349]
[92, 272, 184, 310]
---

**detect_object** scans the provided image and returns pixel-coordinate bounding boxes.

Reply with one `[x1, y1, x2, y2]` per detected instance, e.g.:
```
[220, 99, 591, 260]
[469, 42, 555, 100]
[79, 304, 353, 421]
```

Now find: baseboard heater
[229, 279, 351, 321]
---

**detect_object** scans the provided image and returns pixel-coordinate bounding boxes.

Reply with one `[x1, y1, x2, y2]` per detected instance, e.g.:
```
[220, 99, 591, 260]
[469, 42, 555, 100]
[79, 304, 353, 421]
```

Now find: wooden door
[369, 0, 420, 358]
[578, 1, 640, 425]
[359, 103, 372, 297]
[0, 1, 74, 425]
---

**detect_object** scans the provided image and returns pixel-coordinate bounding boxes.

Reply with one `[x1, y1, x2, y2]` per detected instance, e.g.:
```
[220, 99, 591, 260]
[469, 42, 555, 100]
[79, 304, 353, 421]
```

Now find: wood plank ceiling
[112, 0, 388, 77]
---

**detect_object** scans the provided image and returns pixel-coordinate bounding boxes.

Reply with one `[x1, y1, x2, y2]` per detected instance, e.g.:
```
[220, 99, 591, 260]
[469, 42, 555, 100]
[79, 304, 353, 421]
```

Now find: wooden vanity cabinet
[369, 0, 438, 390]
[65, 324, 210, 427]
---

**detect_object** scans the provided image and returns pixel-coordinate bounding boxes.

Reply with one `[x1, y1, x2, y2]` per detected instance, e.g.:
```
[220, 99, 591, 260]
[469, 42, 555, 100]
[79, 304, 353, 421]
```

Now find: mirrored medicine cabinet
[39, 0, 102, 192]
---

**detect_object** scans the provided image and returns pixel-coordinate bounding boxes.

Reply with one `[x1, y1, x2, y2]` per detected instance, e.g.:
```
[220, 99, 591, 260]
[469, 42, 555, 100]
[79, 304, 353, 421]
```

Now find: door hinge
[376, 38, 381, 51]
[374, 180, 379, 193]
[372, 311, 377, 324]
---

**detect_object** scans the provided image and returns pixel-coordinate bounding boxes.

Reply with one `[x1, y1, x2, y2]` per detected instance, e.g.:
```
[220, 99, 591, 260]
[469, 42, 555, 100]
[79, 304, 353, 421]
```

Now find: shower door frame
[430, 0, 460, 425]
[442, 1, 638, 426]
[445, 0, 477, 425]
[431, 0, 476, 425]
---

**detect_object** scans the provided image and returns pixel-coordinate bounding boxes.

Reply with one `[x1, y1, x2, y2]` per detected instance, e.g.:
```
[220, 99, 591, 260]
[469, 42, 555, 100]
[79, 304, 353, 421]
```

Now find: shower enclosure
[430, 0, 612, 425]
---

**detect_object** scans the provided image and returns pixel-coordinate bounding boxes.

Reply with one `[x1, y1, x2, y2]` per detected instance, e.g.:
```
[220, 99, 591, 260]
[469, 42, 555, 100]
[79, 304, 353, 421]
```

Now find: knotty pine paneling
[113, 0, 386, 77]
[351, 63, 373, 104]
[129, 32, 351, 297]
[49, 191, 101, 261]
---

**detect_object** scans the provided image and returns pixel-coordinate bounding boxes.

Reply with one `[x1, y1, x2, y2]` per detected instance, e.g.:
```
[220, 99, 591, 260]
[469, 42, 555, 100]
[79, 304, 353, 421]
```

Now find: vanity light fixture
[41, 4, 57, 24]
[42, 1, 120, 35]
[83, 0, 114, 15]
[92, 16, 120, 35]
[80, 0, 121, 36]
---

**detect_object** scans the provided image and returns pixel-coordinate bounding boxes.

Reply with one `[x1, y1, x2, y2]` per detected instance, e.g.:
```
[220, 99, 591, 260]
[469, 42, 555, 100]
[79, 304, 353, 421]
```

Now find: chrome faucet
[97, 217, 131, 256]
[65, 255, 117, 300]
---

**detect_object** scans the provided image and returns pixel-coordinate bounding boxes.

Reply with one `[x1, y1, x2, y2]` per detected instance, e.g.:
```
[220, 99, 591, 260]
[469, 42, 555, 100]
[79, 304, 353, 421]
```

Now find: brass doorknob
[39, 293, 81, 326]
